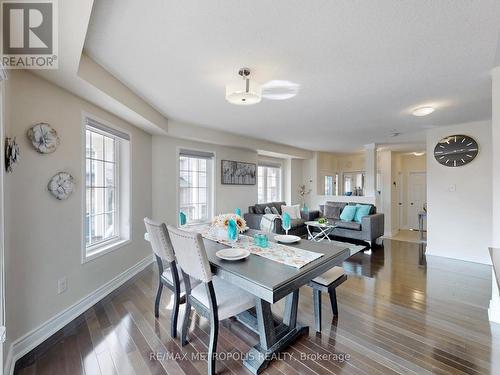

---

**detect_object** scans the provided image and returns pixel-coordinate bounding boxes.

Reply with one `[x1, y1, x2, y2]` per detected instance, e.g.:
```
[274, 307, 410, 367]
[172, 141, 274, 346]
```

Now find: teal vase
[227, 219, 238, 242]
[235, 208, 242, 217]
[179, 212, 187, 226]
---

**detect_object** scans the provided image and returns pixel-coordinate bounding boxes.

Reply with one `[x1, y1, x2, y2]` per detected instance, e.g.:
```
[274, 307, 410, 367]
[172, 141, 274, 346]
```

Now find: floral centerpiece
[210, 213, 248, 240]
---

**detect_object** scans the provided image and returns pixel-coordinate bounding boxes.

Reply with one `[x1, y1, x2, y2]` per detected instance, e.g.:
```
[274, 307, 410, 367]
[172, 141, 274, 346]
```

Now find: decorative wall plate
[48, 172, 75, 200]
[27, 123, 60, 154]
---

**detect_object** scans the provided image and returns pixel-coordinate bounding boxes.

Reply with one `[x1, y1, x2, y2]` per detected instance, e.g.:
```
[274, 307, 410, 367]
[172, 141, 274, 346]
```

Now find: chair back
[167, 225, 212, 283]
[144, 218, 175, 262]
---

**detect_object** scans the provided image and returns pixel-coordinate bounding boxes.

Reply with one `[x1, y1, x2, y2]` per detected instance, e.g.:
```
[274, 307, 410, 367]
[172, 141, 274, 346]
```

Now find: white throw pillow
[281, 205, 300, 219]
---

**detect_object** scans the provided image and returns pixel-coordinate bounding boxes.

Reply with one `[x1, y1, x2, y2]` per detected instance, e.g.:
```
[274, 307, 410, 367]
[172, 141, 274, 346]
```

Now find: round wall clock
[434, 134, 478, 167]
[48, 172, 75, 200]
[27, 123, 60, 154]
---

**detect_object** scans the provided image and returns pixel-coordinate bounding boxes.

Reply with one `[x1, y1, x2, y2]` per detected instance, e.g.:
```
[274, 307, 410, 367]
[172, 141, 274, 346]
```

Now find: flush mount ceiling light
[225, 68, 262, 105]
[261, 80, 301, 100]
[413, 152, 426, 156]
[412, 106, 435, 116]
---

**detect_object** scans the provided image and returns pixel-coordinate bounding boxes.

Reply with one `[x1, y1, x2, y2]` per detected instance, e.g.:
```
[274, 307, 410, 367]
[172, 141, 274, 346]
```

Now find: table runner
[187, 225, 323, 269]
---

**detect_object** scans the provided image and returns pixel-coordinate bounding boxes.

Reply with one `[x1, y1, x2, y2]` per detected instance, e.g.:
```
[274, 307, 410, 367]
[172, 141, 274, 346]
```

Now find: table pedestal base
[236, 291, 307, 374]
[243, 325, 308, 374]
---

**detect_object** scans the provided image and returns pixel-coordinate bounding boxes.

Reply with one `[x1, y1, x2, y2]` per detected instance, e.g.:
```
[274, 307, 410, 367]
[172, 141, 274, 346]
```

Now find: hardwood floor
[15, 239, 499, 374]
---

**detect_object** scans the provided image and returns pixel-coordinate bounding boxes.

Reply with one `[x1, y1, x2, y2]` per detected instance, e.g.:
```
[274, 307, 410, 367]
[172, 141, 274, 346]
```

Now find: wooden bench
[308, 266, 347, 332]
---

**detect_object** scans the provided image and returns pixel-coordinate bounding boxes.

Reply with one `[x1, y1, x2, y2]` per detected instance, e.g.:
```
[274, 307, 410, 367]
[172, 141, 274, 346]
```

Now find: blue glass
[179, 211, 187, 226]
[282, 212, 291, 235]
[254, 234, 261, 246]
[260, 234, 268, 248]
[235, 208, 242, 217]
[227, 219, 238, 242]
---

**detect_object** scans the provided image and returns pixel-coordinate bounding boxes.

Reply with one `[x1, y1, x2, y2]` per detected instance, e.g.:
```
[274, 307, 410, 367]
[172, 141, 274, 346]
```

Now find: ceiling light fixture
[412, 106, 435, 116]
[225, 68, 261, 105]
[261, 80, 300, 100]
[413, 152, 426, 156]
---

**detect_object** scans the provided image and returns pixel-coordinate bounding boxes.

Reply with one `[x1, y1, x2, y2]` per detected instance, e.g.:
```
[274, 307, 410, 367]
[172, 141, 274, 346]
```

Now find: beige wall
[4, 71, 152, 355]
[152, 136, 258, 225]
[426, 120, 492, 264]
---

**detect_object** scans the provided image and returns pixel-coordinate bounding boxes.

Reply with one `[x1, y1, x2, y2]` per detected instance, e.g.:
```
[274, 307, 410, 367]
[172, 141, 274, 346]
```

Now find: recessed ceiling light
[412, 106, 435, 116]
[413, 152, 425, 156]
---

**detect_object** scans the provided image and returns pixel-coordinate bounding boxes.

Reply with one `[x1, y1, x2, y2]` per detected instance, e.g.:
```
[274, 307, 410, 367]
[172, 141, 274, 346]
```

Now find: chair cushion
[354, 204, 372, 223]
[334, 220, 362, 231]
[190, 277, 256, 320]
[323, 202, 346, 220]
[313, 266, 345, 286]
[162, 267, 200, 292]
[339, 205, 357, 221]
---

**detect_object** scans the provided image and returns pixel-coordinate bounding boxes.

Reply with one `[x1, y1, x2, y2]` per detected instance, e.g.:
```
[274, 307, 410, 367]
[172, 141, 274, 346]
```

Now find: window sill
[82, 238, 131, 264]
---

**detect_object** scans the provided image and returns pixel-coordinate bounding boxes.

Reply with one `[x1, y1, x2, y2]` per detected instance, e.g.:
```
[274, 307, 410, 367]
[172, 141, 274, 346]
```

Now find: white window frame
[257, 163, 282, 203]
[81, 112, 131, 263]
[176, 147, 215, 226]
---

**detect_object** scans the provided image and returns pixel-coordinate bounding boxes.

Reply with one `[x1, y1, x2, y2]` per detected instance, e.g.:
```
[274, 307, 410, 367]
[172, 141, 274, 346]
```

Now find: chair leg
[329, 288, 338, 316]
[312, 288, 322, 333]
[181, 300, 192, 346]
[154, 282, 163, 318]
[208, 315, 219, 375]
[170, 289, 180, 338]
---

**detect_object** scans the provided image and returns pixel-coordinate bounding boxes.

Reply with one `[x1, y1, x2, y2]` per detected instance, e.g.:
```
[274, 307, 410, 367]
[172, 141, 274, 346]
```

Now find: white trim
[4, 255, 154, 375]
[81, 111, 132, 264]
[176, 146, 216, 225]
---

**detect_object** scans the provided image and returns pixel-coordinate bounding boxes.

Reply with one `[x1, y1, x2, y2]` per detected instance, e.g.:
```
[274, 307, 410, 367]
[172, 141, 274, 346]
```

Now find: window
[179, 149, 214, 224]
[84, 116, 130, 262]
[258, 164, 282, 203]
[324, 174, 339, 196]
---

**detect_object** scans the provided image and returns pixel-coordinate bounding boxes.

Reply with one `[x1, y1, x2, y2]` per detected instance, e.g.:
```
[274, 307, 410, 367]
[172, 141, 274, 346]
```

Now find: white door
[407, 172, 426, 230]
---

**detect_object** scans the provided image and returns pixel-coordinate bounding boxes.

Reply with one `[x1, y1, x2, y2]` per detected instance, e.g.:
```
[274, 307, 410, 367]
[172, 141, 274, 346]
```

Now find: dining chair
[167, 225, 256, 375]
[308, 266, 347, 332]
[144, 217, 199, 338]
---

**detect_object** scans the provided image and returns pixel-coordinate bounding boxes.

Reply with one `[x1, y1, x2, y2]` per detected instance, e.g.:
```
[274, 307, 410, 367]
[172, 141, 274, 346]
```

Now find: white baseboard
[4, 255, 154, 375]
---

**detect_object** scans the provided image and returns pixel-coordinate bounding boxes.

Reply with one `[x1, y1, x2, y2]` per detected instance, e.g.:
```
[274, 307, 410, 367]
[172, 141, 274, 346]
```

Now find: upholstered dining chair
[167, 225, 256, 375]
[308, 266, 347, 332]
[144, 218, 199, 338]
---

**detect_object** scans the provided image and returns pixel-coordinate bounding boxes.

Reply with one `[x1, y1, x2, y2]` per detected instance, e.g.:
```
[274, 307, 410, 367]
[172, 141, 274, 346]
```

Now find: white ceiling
[85, 0, 500, 152]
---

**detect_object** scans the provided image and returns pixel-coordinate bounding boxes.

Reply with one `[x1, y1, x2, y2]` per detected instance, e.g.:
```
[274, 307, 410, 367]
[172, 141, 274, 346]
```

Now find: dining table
[196, 228, 351, 374]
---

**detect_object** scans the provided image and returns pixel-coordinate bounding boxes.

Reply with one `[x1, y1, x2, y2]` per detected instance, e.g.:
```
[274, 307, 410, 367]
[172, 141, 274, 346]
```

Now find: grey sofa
[244, 202, 318, 237]
[313, 202, 385, 247]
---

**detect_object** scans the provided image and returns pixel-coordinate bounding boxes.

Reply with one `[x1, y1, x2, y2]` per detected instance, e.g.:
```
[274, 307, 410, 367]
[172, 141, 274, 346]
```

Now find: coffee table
[305, 221, 337, 242]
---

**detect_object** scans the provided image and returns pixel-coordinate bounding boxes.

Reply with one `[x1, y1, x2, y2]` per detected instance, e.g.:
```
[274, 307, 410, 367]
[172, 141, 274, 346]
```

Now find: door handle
[410, 203, 414, 205]
[398, 203, 402, 206]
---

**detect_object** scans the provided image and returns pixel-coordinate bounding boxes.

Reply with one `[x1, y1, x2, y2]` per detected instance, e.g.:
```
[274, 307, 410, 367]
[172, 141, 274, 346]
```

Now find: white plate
[216, 248, 250, 261]
[274, 235, 301, 244]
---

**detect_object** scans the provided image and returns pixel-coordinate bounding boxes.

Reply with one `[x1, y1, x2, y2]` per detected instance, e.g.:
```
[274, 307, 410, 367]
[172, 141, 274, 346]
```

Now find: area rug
[329, 240, 367, 256]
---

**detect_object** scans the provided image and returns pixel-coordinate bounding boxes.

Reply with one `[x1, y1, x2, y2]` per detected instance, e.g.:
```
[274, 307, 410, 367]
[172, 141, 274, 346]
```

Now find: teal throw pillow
[354, 204, 372, 223]
[339, 205, 357, 222]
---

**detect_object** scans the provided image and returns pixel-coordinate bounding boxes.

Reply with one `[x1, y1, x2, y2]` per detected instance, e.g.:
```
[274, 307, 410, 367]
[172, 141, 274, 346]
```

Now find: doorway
[407, 172, 426, 230]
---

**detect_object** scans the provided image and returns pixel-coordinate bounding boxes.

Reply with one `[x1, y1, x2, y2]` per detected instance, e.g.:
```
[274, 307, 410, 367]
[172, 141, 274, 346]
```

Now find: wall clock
[48, 172, 75, 200]
[434, 134, 478, 167]
[27, 123, 60, 154]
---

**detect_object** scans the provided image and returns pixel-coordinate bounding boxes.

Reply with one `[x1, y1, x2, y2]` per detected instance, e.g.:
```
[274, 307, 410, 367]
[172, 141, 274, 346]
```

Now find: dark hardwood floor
[15, 239, 499, 374]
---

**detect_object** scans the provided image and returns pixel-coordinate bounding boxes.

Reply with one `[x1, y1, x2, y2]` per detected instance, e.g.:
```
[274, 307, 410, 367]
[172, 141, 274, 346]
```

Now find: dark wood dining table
[202, 229, 351, 374]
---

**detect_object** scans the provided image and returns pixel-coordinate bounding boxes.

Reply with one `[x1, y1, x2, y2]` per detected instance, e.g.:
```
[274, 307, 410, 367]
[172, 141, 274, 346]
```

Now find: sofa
[245, 201, 384, 247]
[313, 202, 384, 247]
[244, 202, 318, 237]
